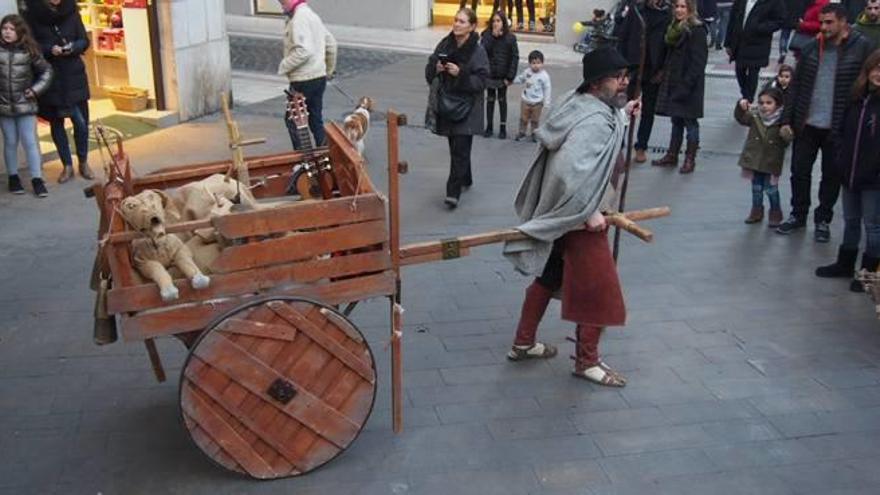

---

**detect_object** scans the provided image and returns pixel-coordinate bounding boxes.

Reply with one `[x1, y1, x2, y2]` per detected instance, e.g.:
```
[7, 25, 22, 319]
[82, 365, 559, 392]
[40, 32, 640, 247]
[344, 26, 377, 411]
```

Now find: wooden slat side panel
[326, 123, 376, 196]
[193, 332, 359, 448]
[217, 318, 298, 342]
[107, 250, 391, 314]
[180, 385, 277, 478]
[210, 220, 388, 273]
[213, 194, 386, 240]
[119, 271, 395, 341]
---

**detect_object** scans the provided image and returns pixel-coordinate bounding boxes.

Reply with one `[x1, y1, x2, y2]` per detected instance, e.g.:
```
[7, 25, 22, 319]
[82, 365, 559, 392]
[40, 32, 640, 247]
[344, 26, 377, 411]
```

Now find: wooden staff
[612, 0, 648, 263]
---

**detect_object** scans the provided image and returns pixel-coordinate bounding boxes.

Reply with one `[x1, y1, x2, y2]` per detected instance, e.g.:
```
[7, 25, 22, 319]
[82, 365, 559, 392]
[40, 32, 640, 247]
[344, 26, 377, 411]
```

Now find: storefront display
[432, 0, 557, 34]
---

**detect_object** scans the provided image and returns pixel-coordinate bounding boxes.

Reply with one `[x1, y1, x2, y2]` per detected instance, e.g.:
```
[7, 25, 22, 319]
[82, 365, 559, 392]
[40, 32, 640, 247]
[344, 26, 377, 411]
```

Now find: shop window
[432, 0, 556, 35]
[254, 0, 284, 15]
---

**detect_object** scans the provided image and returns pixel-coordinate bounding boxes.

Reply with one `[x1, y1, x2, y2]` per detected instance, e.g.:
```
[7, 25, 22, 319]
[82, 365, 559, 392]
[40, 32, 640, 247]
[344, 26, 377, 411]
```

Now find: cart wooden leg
[387, 109, 406, 433]
[144, 338, 166, 383]
[391, 297, 403, 434]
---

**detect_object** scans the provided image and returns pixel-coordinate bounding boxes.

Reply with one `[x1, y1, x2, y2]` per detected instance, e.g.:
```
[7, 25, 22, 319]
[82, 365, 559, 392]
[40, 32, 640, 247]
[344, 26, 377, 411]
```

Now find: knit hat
[581, 47, 630, 84]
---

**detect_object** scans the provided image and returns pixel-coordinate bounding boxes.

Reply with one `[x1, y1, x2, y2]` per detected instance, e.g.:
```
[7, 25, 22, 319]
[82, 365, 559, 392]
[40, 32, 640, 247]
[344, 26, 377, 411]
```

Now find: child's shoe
[744, 207, 764, 224]
[515, 133, 526, 141]
[767, 208, 783, 228]
[8, 175, 24, 194]
[32, 178, 48, 198]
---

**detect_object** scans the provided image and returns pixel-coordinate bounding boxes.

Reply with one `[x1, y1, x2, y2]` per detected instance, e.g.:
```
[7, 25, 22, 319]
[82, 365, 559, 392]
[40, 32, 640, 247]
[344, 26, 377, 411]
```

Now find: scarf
[281, 0, 307, 15]
[856, 13, 880, 26]
[760, 106, 783, 127]
[665, 20, 687, 46]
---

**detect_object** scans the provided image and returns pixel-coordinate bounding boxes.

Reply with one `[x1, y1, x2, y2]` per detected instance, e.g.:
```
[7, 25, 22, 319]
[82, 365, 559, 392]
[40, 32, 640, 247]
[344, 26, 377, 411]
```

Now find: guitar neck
[297, 126, 314, 151]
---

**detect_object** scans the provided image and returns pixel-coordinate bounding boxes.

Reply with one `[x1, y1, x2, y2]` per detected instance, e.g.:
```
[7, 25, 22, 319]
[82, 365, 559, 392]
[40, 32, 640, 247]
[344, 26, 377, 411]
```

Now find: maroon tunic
[559, 229, 626, 327]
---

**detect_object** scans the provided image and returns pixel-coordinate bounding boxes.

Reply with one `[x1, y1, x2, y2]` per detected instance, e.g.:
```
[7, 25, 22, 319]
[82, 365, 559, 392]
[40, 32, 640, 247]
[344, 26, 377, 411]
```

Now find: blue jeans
[48, 100, 90, 167]
[713, 6, 731, 48]
[1, 115, 43, 179]
[751, 172, 781, 210]
[842, 187, 880, 257]
[671, 117, 699, 144]
[779, 29, 792, 55]
[285, 77, 327, 150]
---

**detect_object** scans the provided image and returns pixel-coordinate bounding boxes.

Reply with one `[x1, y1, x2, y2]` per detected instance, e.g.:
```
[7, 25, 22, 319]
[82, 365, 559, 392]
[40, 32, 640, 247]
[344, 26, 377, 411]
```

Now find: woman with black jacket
[24, 0, 93, 184]
[816, 50, 880, 291]
[481, 10, 519, 139]
[426, 8, 490, 209]
[653, 0, 709, 174]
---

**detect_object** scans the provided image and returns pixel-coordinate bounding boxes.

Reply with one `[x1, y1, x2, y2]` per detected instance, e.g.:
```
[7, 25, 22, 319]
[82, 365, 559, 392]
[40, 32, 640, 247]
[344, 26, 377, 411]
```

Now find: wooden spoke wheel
[179, 296, 377, 479]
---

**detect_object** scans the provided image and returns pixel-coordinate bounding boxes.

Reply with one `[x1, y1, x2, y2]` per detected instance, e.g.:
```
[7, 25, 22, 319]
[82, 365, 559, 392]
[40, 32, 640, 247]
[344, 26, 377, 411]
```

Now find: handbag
[436, 84, 474, 123]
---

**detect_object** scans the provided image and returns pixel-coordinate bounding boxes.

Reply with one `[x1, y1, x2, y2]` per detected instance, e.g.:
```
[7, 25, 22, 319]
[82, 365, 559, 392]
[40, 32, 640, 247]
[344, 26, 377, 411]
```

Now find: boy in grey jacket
[513, 50, 552, 141]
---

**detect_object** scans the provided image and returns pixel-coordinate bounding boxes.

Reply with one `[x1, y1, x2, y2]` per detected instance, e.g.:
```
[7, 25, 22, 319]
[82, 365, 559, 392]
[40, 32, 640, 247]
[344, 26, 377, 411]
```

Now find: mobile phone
[437, 53, 449, 65]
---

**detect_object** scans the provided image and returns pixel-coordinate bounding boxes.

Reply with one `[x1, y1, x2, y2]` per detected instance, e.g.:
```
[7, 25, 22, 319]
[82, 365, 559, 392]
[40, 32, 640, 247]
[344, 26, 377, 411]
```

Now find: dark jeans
[789, 125, 840, 224]
[735, 64, 761, 102]
[447, 135, 474, 199]
[48, 100, 90, 166]
[713, 6, 731, 48]
[285, 78, 327, 150]
[751, 172, 781, 210]
[779, 28, 792, 55]
[841, 187, 880, 257]
[485, 86, 509, 130]
[515, 0, 535, 24]
[493, 0, 513, 18]
[635, 80, 660, 150]
[671, 117, 700, 144]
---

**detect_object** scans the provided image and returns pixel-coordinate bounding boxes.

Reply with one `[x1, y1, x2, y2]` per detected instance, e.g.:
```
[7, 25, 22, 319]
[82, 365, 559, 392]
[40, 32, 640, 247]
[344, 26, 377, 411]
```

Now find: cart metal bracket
[440, 238, 462, 260]
[267, 378, 297, 405]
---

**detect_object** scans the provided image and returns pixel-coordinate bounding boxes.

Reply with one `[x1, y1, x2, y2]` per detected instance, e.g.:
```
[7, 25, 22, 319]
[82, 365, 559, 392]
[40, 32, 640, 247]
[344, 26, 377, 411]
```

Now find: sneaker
[775, 215, 806, 235]
[528, 20, 536, 32]
[31, 177, 48, 198]
[514, 133, 525, 142]
[7, 174, 24, 194]
[444, 196, 459, 210]
[482, 128, 493, 138]
[516, 22, 524, 31]
[814, 222, 831, 243]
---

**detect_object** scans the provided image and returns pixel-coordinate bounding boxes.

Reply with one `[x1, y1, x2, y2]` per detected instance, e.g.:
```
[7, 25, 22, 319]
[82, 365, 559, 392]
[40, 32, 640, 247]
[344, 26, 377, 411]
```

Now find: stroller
[573, 3, 621, 54]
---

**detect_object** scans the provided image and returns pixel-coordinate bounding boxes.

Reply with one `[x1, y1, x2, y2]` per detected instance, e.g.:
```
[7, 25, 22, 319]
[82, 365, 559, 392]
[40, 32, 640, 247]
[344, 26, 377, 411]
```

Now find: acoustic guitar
[285, 92, 338, 199]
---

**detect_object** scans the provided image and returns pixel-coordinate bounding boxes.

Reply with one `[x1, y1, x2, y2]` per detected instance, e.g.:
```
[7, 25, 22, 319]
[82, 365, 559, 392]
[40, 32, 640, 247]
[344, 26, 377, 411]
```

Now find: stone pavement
[3, 46, 880, 495]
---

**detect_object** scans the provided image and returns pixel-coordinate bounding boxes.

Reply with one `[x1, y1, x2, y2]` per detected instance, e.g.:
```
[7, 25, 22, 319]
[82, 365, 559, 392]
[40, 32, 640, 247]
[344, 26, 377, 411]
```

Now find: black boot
[498, 123, 507, 140]
[484, 93, 496, 138]
[851, 255, 880, 292]
[816, 247, 859, 278]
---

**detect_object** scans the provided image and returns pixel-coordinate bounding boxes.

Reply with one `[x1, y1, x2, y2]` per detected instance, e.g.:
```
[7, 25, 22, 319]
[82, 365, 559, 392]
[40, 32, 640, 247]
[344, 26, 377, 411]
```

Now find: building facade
[12, 0, 231, 123]
[225, 0, 613, 48]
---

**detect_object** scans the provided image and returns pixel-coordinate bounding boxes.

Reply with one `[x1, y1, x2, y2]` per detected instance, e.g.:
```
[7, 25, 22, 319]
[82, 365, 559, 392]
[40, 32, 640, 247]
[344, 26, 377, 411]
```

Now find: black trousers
[635, 79, 660, 151]
[789, 125, 840, 224]
[447, 135, 474, 199]
[493, 0, 514, 18]
[515, 0, 536, 24]
[735, 64, 761, 102]
[485, 86, 508, 130]
[460, 0, 478, 11]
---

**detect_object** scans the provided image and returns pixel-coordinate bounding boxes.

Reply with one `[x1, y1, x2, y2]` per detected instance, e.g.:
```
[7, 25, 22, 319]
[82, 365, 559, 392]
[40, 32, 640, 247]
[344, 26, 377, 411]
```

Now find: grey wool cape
[503, 90, 627, 275]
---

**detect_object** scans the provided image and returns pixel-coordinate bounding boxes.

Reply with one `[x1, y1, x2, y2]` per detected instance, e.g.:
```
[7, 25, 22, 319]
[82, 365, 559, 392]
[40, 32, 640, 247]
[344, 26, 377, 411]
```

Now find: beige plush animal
[342, 97, 374, 155]
[119, 190, 211, 302]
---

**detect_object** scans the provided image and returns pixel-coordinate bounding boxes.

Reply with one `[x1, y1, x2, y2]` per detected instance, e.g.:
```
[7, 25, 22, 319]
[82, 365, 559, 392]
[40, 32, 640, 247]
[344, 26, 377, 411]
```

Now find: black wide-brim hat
[582, 47, 630, 84]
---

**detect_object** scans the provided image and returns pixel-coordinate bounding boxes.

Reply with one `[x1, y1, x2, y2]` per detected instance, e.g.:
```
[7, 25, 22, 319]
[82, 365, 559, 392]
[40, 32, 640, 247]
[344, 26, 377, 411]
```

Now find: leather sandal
[507, 342, 558, 361]
[572, 364, 627, 387]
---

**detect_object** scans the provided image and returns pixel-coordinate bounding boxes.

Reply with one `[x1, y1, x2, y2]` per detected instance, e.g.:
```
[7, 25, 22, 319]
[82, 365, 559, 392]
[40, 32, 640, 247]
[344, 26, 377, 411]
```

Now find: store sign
[123, 0, 147, 7]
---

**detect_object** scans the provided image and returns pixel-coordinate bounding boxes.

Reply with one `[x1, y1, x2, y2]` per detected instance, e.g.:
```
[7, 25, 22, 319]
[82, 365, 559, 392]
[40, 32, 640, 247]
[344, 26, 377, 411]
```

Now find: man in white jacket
[277, 0, 338, 149]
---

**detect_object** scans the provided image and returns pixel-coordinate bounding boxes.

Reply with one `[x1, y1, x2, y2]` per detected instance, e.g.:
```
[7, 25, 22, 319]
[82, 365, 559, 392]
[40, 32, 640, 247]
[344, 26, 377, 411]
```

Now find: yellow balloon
[573, 21, 586, 33]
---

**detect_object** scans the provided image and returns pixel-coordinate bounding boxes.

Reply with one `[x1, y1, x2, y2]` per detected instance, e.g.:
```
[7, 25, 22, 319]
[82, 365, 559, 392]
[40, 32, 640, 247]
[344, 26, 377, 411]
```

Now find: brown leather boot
[767, 208, 783, 228]
[744, 207, 764, 224]
[679, 141, 699, 174]
[57, 165, 74, 184]
[78, 161, 95, 180]
[634, 149, 648, 163]
[652, 135, 682, 167]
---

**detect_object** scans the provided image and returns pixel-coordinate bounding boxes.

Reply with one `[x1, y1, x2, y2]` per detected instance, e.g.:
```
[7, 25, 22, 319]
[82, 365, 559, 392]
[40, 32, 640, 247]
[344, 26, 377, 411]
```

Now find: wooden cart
[88, 108, 668, 480]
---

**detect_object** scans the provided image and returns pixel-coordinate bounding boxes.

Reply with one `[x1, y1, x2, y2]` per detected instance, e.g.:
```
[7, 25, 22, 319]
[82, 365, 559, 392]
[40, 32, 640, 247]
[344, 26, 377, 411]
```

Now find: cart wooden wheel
[179, 296, 377, 479]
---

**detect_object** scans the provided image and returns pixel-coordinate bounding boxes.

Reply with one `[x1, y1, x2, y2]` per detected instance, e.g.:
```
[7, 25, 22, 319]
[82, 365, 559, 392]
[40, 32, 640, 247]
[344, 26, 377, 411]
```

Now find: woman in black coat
[24, 0, 92, 183]
[724, 0, 786, 101]
[480, 10, 518, 139]
[426, 8, 489, 210]
[816, 50, 880, 291]
[653, 0, 709, 174]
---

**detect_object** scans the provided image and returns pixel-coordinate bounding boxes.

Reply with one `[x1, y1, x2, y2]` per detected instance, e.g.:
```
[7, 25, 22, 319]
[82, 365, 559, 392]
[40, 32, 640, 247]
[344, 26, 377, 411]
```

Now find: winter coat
[797, 0, 830, 37]
[853, 14, 880, 48]
[699, 0, 720, 19]
[23, 0, 90, 116]
[656, 23, 709, 120]
[784, 0, 807, 29]
[735, 104, 791, 175]
[277, 4, 338, 82]
[838, 93, 880, 190]
[613, 2, 672, 80]
[725, 0, 787, 67]
[425, 32, 489, 137]
[479, 30, 518, 86]
[0, 44, 53, 117]
[782, 30, 876, 132]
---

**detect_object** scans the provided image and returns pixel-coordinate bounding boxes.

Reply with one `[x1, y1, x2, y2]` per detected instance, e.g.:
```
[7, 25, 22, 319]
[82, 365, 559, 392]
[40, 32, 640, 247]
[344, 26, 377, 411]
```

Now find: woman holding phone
[425, 7, 490, 210]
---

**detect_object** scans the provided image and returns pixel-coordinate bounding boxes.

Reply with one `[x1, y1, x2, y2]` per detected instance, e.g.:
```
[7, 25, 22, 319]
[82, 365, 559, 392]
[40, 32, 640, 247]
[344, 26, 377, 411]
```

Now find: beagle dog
[342, 97, 375, 155]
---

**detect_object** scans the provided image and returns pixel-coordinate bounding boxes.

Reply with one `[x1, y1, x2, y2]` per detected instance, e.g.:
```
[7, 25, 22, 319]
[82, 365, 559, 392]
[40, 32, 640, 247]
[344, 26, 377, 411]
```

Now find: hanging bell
[93, 276, 118, 345]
